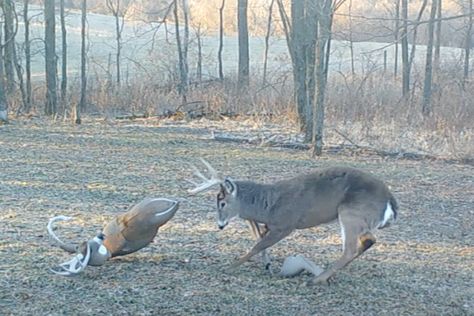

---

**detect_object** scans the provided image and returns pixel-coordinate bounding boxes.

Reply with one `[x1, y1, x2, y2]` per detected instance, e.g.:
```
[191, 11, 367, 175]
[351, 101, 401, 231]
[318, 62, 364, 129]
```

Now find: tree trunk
[24, 0, 32, 113]
[174, 0, 187, 100]
[263, 0, 275, 85]
[106, 0, 123, 87]
[182, 0, 189, 82]
[238, 0, 249, 87]
[312, 0, 332, 157]
[0, 24, 8, 122]
[44, 0, 57, 116]
[348, 0, 355, 76]
[78, 0, 86, 124]
[2, 0, 15, 95]
[196, 25, 202, 83]
[13, 37, 27, 115]
[422, 0, 438, 116]
[401, 0, 409, 97]
[291, 0, 307, 132]
[60, 0, 67, 112]
[408, 0, 428, 74]
[218, 0, 225, 81]
[433, 0, 442, 78]
[304, 0, 318, 142]
[463, 0, 473, 89]
[394, 0, 400, 77]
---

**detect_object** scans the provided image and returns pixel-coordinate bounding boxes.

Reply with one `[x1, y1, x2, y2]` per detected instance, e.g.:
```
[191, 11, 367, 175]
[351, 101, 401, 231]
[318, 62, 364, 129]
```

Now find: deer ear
[223, 177, 237, 196]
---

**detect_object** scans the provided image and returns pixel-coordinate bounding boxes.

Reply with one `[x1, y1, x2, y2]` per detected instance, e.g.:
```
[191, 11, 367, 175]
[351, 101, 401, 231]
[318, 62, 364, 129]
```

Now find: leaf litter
[0, 118, 472, 315]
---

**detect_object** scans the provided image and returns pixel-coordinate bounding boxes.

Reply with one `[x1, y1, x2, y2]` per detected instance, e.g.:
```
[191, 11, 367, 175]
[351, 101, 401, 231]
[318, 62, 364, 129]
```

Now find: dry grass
[0, 118, 473, 315]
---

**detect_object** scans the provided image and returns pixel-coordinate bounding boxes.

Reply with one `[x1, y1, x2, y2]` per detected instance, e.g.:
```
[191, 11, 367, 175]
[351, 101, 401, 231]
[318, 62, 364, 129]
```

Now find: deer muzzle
[217, 220, 228, 230]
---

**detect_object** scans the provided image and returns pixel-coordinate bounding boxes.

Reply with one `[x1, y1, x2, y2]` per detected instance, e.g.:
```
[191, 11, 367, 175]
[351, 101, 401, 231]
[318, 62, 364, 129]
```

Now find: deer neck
[235, 181, 275, 223]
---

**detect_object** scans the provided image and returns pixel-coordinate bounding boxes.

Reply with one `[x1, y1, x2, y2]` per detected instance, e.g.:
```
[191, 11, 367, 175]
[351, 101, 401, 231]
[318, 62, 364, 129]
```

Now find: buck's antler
[187, 158, 223, 194]
[50, 242, 91, 276]
[47, 216, 78, 253]
[47, 215, 92, 276]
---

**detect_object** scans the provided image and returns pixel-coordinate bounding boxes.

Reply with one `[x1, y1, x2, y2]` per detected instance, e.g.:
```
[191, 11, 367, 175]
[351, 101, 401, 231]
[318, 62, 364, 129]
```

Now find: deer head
[216, 178, 242, 229]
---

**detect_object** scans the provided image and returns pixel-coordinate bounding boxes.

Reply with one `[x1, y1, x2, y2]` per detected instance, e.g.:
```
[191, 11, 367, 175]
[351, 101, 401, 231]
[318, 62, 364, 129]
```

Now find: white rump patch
[379, 202, 395, 228]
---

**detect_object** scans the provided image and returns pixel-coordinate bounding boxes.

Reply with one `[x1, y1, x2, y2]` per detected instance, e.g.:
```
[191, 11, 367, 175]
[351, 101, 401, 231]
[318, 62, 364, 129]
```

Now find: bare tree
[60, 0, 67, 111]
[276, 0, 322, 141]
[401, 0, 409, 96]
[2, 0, 15, 95]
[106, 0, 128, 87]
[313, 0, 334, 156]
[0, 0, 27, 114]
[305, 0, 318, 141]
[394, 0, 400, 77]
[422, 0, 438, 116]
[399, 0, 429, 98]
[218, 0, 225, 81]
[463, 0, 473, 88]
[238, 0, 249, 87]
[409, 1, 428, 68]
[348, 0, 355, 76]
[173, 0, 187, 99]
[44, 0, 57, 116]
[277, 0, 308, 133]
[12, 31, 27, 115]
[0, 24, 7, 122]
[23, 0, 32, 113]
[77, 0, 87, 124]
[263, 0, 275, 85]
[195, 25, 202, 83]
[289, 0, 307, 131]
[182, 0, 189, 81]
[433, 0, 442, 77]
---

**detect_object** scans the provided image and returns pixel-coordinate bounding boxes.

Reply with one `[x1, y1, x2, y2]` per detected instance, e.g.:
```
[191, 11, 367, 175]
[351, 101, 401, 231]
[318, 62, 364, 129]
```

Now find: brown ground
[0, 118, 473, 316]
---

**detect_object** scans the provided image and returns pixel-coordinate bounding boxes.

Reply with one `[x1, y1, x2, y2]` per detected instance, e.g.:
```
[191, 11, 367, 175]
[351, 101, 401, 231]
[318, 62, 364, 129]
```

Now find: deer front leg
[230, 228, 292, 270]
[247, 220, 272, 273]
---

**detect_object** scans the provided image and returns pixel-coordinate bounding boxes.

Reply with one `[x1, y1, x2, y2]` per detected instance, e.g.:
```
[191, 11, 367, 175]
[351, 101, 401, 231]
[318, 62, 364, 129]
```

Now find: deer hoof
[265, 263, 274, 275]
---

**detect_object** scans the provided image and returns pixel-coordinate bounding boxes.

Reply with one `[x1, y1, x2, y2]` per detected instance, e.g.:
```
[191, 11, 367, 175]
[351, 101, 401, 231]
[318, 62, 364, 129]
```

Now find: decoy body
[48, 198, 179, 276]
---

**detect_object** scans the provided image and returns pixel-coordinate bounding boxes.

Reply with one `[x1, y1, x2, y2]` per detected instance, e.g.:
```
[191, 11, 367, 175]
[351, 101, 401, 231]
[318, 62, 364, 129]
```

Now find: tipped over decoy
[47, 198, 179, 276]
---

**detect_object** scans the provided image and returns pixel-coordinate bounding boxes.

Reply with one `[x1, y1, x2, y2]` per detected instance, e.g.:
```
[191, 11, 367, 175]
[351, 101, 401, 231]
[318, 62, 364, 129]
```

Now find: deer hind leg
[230, 228, 291, 270]
[247, 220, 272, 272]
[307, 212, 376, 286]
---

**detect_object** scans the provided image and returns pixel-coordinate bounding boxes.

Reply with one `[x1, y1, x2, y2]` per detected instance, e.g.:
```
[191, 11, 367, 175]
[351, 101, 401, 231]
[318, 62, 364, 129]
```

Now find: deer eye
[220, 201, 226, 208]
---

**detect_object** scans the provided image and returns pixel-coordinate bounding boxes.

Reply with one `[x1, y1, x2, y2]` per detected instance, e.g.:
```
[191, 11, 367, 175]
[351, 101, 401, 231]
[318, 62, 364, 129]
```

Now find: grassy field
[0, 118, 473, 315]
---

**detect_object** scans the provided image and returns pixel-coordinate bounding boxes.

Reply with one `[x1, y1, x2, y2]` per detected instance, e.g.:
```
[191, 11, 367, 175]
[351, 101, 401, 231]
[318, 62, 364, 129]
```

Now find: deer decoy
[47, 198, 179, 276]
[188, 158, 398, 285]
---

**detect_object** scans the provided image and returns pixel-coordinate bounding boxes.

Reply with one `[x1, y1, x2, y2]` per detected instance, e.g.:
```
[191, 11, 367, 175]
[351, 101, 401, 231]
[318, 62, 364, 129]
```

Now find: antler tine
[50, 243, 91, 276]
[187, 158, 223, 195]
[200, 158, 219, 179]
[191, 164, 208, 182]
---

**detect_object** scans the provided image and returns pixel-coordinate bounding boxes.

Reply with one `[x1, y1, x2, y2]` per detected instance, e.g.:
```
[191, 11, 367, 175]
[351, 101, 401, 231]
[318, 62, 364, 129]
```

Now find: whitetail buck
[48, 198, 179, 276]
[188, 159, 398, 285]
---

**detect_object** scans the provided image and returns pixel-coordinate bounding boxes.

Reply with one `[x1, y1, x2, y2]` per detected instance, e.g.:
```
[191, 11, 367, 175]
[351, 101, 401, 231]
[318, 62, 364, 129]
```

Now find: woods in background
[0, 0, 472, 157]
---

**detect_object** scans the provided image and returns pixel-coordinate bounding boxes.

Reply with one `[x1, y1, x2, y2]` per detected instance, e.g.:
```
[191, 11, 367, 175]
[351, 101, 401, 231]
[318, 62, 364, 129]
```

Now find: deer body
[189, 160, 398, 285]
[233, 168, 395, 231]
